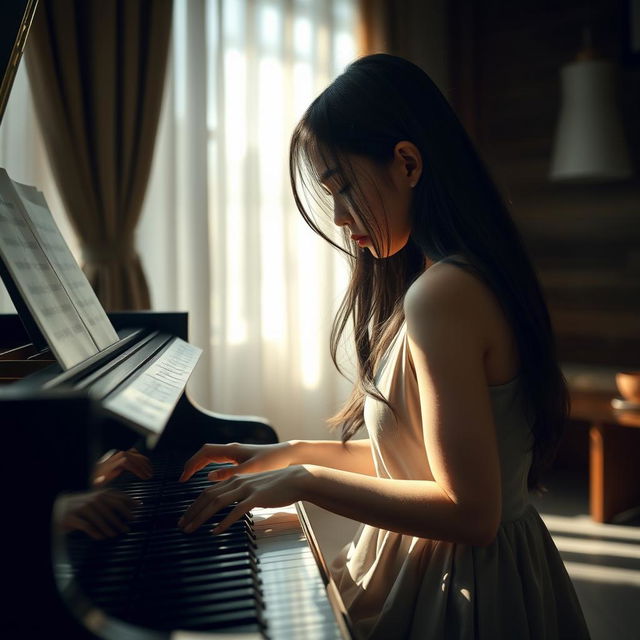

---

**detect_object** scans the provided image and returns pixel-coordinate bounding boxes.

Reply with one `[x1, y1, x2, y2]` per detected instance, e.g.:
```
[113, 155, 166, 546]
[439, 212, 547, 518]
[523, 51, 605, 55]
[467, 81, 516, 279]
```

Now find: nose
[333, 200, 352, 228]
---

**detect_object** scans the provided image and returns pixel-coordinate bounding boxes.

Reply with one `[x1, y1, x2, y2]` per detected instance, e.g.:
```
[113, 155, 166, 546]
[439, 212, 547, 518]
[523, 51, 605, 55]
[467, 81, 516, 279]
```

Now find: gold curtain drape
[358, 0, 401, 55]
[357, 0, 450, 99]
[25, 0, 172, 310]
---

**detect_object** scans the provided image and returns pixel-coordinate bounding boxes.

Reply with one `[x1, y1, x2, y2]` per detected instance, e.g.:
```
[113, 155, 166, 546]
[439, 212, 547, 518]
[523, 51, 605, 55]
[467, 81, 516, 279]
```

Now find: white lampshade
[550, 59, 633, 182]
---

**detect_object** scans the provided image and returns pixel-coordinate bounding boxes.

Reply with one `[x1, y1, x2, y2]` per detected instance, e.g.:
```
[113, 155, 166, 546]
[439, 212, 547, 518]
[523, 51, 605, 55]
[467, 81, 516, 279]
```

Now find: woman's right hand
[179, 442, 297, 483]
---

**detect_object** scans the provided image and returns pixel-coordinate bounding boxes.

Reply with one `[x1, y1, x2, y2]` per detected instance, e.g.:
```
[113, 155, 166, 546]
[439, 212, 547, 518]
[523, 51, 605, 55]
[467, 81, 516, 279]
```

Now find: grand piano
[0, 2, 352, 638]
[2, 312, 352, 639]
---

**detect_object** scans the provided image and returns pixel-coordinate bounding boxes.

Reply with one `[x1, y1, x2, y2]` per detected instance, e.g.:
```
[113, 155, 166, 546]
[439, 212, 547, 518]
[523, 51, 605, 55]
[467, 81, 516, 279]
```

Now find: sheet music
[0, 170, 98, 368]
[103, 338, 202, 446]
[12, 182, 119, 350]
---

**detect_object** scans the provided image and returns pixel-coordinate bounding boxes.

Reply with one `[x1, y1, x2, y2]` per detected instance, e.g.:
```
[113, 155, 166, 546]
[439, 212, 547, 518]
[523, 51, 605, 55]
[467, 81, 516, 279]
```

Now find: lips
[351, 235, 368, 242]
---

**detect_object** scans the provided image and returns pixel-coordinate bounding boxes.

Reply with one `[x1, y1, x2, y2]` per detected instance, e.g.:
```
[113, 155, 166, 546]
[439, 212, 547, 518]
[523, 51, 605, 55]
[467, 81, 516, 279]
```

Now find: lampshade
[550, 59, 632, 182]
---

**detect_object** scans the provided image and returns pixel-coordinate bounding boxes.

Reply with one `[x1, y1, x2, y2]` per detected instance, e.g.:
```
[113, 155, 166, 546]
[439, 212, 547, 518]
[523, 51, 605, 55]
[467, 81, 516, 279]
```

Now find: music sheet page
[0, 169, 98, 368]
[12, 181, 119, 351]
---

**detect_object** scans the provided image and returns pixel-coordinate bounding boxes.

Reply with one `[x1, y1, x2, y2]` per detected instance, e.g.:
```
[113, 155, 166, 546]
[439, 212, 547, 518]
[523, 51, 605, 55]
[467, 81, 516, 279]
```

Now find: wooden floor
[305, 468, 640, 640]
[532, 469, 640, 640]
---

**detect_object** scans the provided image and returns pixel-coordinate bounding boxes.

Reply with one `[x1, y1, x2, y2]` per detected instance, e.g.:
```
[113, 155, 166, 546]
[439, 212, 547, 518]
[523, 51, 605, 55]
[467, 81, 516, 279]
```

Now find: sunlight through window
[259, 57, 286, 343]
[224, 48, 249, 345]
[202, 0, 357, 388]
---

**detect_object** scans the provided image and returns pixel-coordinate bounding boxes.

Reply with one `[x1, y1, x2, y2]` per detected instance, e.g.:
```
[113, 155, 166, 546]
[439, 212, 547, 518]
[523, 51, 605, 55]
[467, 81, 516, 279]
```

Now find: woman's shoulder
[403, 255, 520, 386]
[404, 255, 488, 317]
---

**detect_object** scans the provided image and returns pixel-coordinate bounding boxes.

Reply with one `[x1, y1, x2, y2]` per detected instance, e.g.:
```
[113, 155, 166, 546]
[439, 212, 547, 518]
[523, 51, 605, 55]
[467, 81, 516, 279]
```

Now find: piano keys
[62, 451, 351, 639]
[255, 506, 351, 639]
[0, 6, 351, 635]
[1, 312, 353, 638]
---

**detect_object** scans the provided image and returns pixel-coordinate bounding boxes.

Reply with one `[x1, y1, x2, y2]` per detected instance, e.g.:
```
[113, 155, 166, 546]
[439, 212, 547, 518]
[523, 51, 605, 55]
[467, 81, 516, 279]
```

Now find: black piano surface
[0, 312, 351, 639]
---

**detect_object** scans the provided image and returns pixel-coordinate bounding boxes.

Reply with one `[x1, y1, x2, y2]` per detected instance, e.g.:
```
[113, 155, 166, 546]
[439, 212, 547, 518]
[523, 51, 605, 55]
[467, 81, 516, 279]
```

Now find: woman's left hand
[178, 465, 312, 534]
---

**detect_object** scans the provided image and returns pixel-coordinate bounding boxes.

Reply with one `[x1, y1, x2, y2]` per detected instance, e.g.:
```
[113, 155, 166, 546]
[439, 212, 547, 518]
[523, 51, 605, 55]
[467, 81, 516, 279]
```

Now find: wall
[449, 0, 640, 367]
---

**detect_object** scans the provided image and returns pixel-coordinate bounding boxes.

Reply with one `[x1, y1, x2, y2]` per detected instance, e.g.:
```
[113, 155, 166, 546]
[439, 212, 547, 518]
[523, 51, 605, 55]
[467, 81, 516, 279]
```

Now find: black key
[138, 549, 256, 573]
[137, 576, 260, 600]
[139, 567, 258, 591]
[140, 586, 260, 610]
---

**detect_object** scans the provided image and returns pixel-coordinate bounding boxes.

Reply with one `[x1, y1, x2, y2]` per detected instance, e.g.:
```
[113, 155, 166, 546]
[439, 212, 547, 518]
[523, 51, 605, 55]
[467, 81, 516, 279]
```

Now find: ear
[393, 141, 422, 188]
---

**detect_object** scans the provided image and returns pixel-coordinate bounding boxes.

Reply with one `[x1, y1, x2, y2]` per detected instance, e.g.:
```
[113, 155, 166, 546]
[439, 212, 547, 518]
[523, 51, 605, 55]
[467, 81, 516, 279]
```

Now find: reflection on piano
[1, 4, 351, 635]
[1, 312, 352, 639]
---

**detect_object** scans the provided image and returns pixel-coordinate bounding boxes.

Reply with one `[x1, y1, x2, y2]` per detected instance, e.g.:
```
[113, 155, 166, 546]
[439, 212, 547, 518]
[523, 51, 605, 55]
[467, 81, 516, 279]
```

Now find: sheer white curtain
[138, 0, 359, 442]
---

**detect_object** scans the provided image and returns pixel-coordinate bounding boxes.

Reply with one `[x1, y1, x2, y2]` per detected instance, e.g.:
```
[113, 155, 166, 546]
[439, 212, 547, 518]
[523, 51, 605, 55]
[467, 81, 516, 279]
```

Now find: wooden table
[570, 388, 640, 523]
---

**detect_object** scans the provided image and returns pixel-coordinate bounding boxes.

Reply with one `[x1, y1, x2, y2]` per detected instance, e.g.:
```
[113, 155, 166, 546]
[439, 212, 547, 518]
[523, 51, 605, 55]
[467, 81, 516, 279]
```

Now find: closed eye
[319, 183, 351, 197]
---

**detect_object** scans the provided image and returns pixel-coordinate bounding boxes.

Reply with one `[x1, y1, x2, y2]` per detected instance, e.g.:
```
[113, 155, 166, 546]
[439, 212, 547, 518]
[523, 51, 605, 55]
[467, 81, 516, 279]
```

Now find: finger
[93, 452, 123, 485]
[100, 457, 128, 483]
[97, 449, 118, 464]
[101, 490, 137, 516]
[180, 490, 238, 533]
[103, 492, 138, 519]
[81, 504, 119, 538]
[179, 447, 212, 483]
[178, 444, 235, 482]
[99, 450, 122, 465]
[212, 500, 254, 535]
[92, 498, 130, 533]
[121, 457, 153, 480]
[139, 456, 154, 477]
[179, 487, 224, 530]
[177, 486, 217, 527]
[208, 463, 248, 482]
[104, 455, 152, 482]
[127, 451, 153, 476]
[65, 515, 105, 540]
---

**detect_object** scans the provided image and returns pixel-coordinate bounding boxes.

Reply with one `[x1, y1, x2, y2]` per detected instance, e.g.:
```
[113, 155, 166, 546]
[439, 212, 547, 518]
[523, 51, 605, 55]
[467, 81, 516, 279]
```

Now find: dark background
[446, 0, 640, 368]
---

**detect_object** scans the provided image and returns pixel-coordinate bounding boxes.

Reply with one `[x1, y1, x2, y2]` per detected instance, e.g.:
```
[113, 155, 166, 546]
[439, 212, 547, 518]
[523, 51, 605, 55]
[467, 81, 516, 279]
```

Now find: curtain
[137, 0, 358, 442]
[24, 0, 172, 311]
[357, 0, 451, 96]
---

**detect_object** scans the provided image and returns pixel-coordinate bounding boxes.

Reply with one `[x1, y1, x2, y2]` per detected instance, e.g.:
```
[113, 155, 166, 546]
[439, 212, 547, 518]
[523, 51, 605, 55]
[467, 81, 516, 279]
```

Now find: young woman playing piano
[178, 54, 590, 639]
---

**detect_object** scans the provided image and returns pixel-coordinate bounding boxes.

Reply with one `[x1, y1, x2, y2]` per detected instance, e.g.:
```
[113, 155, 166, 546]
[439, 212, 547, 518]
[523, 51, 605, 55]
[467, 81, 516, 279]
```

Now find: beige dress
[331, 322, 590, 639]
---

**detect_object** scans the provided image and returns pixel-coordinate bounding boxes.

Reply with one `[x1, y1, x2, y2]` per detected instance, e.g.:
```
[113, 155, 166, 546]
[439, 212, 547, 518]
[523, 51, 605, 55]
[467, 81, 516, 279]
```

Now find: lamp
[550, 30, 632, 182]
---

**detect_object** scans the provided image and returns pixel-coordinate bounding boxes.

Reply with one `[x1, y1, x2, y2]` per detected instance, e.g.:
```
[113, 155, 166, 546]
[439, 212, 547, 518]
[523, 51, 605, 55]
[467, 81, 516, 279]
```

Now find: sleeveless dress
[330, 321, 590, 639]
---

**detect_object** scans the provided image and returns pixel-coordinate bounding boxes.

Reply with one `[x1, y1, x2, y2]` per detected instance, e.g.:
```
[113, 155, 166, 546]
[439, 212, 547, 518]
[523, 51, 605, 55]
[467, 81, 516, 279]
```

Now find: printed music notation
[0, 168, 119, 369]
[13, 181, 119, 351]
[103, 339, 202, 441]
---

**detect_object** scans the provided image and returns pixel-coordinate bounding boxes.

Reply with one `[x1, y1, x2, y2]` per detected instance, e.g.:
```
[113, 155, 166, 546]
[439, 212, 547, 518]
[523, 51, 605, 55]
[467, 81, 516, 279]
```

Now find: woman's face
[316, 142, 421, 259]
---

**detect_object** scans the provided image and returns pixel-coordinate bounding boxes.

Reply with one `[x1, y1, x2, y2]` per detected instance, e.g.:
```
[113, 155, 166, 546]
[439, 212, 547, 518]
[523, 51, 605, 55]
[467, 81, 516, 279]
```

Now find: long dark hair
[289, 54, 568, 490]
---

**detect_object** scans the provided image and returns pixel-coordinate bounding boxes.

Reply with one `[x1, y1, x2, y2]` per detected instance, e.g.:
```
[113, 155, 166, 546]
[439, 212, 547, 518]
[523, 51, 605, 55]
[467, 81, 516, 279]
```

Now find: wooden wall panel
[449, 0, 640, 367]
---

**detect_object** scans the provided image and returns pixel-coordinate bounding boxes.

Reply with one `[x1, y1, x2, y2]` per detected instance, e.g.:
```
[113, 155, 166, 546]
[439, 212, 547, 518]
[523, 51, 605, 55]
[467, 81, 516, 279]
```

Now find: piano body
[0, 311, 353, 639]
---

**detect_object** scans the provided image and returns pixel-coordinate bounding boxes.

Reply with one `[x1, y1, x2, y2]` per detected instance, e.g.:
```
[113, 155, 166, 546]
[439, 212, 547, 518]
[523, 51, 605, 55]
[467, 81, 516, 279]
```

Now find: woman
[178, 54, 589, 639]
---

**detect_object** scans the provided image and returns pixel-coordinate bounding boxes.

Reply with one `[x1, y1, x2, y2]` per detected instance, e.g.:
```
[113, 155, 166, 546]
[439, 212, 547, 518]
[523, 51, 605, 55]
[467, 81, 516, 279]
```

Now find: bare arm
[180, 265, 502, 545]
[296, 267, 502, 546]
[300, 466, 491, 544]
[180, 438, 376, 483]
[289, 438, 377, 476]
